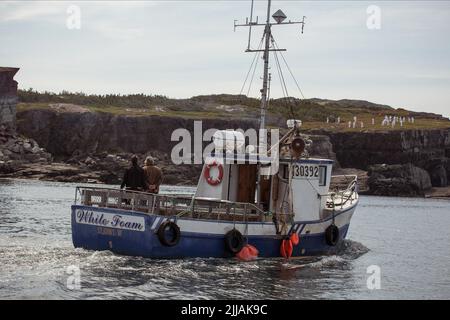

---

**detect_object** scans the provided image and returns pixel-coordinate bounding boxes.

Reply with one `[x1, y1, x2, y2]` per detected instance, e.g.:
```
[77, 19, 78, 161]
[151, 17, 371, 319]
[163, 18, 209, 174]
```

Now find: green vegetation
[17, 89, 450, 131]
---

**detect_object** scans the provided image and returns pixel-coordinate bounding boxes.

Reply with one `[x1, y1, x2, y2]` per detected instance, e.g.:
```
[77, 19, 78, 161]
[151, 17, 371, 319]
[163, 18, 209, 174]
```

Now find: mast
[235, 0, 306, 131]
[234, 0, 306, 205]
[260, 0, 272, 131]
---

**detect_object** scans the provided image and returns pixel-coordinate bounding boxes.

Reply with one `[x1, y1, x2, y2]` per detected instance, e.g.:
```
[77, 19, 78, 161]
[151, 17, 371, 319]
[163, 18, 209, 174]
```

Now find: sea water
[0, 179, 449, 299]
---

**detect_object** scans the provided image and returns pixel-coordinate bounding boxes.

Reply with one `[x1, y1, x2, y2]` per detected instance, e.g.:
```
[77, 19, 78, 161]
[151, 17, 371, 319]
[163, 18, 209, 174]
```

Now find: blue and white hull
[71, 203, 356, 258]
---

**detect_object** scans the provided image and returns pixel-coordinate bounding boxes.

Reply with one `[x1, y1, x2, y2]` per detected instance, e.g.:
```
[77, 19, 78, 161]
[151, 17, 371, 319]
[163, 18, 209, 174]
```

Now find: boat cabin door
[236, 164, 271, 209]
[237, 164, 257, 203]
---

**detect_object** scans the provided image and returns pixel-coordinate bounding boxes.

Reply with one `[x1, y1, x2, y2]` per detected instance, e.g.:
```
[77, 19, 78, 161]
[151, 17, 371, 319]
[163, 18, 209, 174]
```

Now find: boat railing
[327, 175, 358, 209]
[74, 186, 267, 222]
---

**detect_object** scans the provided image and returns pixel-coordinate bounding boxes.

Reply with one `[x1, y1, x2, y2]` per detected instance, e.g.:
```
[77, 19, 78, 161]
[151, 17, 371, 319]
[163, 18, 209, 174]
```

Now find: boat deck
[77, 187, 268, 222]
[75, 173, 358, 224]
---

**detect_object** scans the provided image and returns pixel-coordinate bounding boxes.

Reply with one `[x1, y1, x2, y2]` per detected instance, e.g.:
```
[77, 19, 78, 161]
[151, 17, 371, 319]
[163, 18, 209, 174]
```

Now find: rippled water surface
[1, 179, 449, 299]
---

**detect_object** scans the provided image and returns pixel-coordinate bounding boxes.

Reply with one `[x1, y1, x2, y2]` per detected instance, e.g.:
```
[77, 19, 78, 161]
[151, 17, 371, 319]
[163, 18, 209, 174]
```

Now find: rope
[271, 36, 297, 121]
[273, 38, 306, 100]
[272, 37, 321, 122]
[239, 35, 265, 96]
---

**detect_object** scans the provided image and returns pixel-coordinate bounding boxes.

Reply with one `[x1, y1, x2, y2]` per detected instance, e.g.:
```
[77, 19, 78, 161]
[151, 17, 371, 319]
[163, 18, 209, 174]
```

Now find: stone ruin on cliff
[0, 67, 19, 132]
[0, 67, 52, 174]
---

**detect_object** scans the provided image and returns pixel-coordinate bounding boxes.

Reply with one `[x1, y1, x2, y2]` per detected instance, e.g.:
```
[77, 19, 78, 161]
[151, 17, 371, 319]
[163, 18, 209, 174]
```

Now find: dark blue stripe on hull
[72, 207, 351, 259]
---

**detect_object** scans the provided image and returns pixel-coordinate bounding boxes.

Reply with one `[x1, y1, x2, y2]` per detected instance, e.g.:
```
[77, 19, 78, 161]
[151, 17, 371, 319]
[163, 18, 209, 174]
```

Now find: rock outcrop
[12, 107, 450, 195]
[15, 108, 339, 185]
[17, 108, 258, 158]
[309, 129, 450, 189]
[0, 125, 52, 174]
[326, 129, 450, 170]
[307, 134, 339, 166]
[368, 163, 432, 197]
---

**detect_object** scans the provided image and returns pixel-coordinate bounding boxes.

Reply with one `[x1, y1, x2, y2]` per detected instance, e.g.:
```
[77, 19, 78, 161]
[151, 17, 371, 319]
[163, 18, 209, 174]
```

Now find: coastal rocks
[428, 164, 447, 187]
[66, 152, 131, 184]
[310, 128, 450, 188]
[424, 158, 448, 187]
[10, 163, 104, 184]
[60, 151, 200, 185]
[0, 125, 52, 174]
[331, 168, 369, 193]
[307, 134, 339, 166]
[368, 163, 432, 197]
[326, 129, 450, 169]
[0, 160, 15, 174]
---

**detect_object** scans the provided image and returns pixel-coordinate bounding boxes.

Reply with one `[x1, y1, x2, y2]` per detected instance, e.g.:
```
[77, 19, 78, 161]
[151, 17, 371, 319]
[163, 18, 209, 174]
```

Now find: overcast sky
[1, 1, 449, 117]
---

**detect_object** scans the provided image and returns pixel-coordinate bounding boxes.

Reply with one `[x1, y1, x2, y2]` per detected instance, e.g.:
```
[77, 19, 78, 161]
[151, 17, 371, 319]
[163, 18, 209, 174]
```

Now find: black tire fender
[157, 221, 181, 247]
[224, 229, 245, 254]
[325, 224, 339, 246]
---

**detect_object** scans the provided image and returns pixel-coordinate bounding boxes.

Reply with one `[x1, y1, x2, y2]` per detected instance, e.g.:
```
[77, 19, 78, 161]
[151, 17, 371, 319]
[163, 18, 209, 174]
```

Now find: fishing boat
[71, 0, 359, 259]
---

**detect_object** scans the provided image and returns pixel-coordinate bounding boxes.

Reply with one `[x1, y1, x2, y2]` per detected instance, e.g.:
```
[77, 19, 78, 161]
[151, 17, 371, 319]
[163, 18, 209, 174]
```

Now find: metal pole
[247, 0, 255, 51]
[256, 0, 272, 205]
[259, 0, 272, 131]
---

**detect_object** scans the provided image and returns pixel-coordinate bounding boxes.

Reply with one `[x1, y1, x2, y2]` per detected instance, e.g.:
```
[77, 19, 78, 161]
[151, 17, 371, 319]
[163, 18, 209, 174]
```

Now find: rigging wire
[272, 49, 287, 97]
[237, 35, 310, 120]
[246, 49, 262, 97]
[239, 35, 265, 96]
[272, 38, 306, 100]
[272, 39, 297, 120]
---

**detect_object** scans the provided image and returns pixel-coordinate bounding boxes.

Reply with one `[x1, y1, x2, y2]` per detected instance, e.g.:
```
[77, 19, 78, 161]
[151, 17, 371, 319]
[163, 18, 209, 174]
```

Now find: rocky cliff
[15, 108, 338, 185]
[13, 108, 450, 195]
[307, 128, 450, 195]
[326, 129, 450, 170]
[17, 108, 258, 158]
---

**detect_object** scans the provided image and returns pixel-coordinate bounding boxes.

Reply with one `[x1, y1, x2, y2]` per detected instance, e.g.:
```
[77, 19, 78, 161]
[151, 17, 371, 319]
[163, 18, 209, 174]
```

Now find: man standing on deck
[143, 156, 163, 194]
[120, 155, 148, 191]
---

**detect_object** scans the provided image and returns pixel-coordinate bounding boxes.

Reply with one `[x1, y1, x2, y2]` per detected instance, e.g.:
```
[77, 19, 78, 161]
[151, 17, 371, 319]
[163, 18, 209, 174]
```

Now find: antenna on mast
[235, 0, 306, 130]
[235, 0, 307, 206]
[247, 0, 255, 51]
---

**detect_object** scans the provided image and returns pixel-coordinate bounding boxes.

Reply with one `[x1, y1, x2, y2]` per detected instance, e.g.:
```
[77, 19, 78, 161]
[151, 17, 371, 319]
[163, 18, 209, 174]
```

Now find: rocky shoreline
[1, 107, 449, 199]
[0, 125, 52, 174]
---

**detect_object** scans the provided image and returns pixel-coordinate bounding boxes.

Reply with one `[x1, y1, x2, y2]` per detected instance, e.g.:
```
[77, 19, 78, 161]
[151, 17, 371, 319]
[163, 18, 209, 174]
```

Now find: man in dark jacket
[120, 155, 148, 191]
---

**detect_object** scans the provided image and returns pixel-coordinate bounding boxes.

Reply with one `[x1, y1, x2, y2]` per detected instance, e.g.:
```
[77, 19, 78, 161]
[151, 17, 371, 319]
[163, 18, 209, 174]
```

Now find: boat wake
[335, 239, 370, 259]
[279, 239, 369, 272]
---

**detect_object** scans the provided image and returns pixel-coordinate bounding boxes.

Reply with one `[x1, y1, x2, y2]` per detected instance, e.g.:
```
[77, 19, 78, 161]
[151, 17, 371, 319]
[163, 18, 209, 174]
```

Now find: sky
[1, 0, 449, 118]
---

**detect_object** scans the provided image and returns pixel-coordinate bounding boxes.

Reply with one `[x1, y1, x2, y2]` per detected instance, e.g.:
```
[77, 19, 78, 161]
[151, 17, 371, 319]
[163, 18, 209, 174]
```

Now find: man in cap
[143, 156, 163, 194]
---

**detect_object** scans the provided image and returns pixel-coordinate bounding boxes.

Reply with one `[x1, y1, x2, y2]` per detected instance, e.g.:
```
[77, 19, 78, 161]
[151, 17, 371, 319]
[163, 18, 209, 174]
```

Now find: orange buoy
[236, 244, 258, 261]
[290, 233, 299, 246]
[246, 244, 259, 257]
[280, 240, 287, 258]
[280, 239, 293, 259]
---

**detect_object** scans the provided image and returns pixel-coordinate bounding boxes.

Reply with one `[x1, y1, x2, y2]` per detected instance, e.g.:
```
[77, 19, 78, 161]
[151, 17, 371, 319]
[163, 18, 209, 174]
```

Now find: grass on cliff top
[300, 117, 450, 132]
[17, 101, 450, 132]
[17, 103, 228, 120]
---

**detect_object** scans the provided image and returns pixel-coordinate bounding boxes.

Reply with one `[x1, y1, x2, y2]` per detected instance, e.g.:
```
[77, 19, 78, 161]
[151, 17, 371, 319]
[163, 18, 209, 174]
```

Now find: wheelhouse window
[319, 166, 327, 186]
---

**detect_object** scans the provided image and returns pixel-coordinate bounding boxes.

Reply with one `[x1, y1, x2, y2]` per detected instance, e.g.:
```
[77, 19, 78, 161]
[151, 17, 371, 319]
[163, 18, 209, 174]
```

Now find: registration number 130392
[293, 164, 319, 179]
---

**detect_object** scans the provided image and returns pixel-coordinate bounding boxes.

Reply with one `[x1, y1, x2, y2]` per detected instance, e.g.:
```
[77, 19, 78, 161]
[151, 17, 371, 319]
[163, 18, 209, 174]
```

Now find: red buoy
[290, 233, 300, 246]
[281, 239, 293, 259]
[236, 244, 259, 261]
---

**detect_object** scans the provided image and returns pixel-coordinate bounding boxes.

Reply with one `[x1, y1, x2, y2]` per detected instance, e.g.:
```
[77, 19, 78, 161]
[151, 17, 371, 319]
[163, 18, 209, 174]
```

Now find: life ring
[157, 221, 181, 247]
[224, 229, 244, 254]
[325, 224, 339, 246]
[204, 161, 224, 186]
